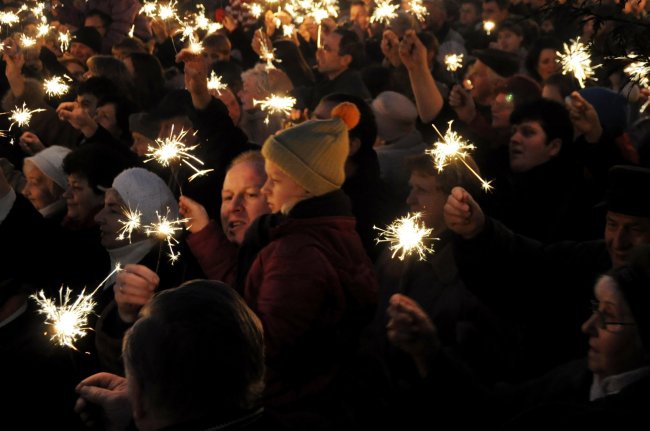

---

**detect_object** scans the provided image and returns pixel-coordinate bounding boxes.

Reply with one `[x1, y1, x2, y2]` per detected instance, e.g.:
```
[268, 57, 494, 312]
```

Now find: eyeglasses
[590, 300, 636, 330]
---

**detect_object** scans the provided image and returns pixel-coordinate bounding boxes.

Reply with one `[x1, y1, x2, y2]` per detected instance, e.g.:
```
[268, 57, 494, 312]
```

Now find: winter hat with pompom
[262, 102, 360, 196]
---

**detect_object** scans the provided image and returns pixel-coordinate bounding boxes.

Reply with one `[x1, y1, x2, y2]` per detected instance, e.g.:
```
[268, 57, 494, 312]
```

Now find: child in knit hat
[236, 102, 379, 408]
[260, 102, 360, 213]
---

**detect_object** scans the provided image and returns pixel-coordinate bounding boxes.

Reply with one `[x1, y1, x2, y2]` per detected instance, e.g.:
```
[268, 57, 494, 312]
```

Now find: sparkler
[129, 25, 135, 38]
[0, 11, 20, 27]
[19, 34, 37, 48]
[253, 94, 296, 124]
[258, 30, 279, 69]
[444, 53, 464, 72]
[37, 17, 50, 38]
[207, 70, 227, 94]
[557, 37, 599, 88]
[408, 0, 429, 21]
[283, 24, 295, 38]
[157, 1, 178, 21]
[249, 3, 263, 19]
[623, 56, 650, 88]
[426, 121, 493, 192]
[59, 30, 71, 52]
[187, 34, 203, 54]
[144, 208, 189, 264]
[483, 20, 495, 35]
[3, 102, 46, 130]
[144, 126, 214, 183]
[43, 75, 72, 97]
[30, 263, 123, 349]
[117, 207, 142, 242]
[374, 213, 436, 261]
[371, 0, 399, 24]
[140, 1, 158, 17]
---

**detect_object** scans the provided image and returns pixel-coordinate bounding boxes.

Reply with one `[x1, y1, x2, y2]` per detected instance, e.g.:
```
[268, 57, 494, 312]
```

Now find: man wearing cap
[443, 164, 650, 378]
[69, 26, 103, 64]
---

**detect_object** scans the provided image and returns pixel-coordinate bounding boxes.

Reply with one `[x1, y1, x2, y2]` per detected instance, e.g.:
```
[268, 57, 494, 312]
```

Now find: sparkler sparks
[0, 11, 20, 26]
[117, 207, 142, 242]
[623, 56, 650, 88]
[253, 94, 296, 124]
[144, 127, 213, 182]
[59, 30, 71, 52]
[258, 32, 279, 69]
[30, 264, 123, 349]
[444, 53, 464, 72]
[249, 3, 263, 19]
[408, 0, 429, 21]
[207, 70, 227, 94]
[144, 209, 189, 263]
[483, 20, 495, 35]
[19, 34, 36, 48]
[37, 17, 50, 38]
[3, 102, 46, 130]
[43, 75, 72, 97]
[426, 121, 493, 192]
[158, 1, 178, 20]
[371, 0, 399, 24]
[374, 213, 436, 261]
[558, 37, 599, 88]
[187, 34, 203, 54]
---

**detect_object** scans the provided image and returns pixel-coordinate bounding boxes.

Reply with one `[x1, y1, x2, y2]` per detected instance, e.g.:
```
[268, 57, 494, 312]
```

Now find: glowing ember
[374, 213, 436, 261]
[483, 20, 495, 35]
[43, 75, 72, 97]
[558, 37, 599, 88]
[444, 53, 464, 72]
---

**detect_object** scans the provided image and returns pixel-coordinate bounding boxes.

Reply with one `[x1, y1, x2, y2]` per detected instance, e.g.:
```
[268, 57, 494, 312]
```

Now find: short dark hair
[543, 73, 575, 100]
[62, 143, 136, 194]
[510, 99, 574, 148]
[85, 9, 112, 28]
[124, 280, 265, 423]
[77, 76, 118, 100]
[334, 28, 365, 69]
[483, 0, 509, 9]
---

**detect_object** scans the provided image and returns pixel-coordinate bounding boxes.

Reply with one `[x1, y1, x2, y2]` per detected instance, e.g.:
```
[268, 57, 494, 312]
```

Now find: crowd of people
[1, 0, 650, 429]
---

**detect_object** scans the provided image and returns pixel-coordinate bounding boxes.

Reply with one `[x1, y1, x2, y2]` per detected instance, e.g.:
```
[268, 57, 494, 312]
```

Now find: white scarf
[106, 239, 158, 289]
[590, 366, 650, 401]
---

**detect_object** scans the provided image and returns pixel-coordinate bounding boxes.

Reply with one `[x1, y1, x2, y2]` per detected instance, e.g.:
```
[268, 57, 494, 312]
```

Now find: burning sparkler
[157, 1, 178, 21]
[0, 11, 19, 27]
[144, 209, 189, 263]
[144, 127, 213, 183]
[558, 37, 599, 88]
[19, 34, 36, 48]
[59, 30, 71, 52]
[444, 53, 464, 72]
[37, 17, 50, 38]
[43, 75, 72, 97]
[426, 121, 493, 192]
[371, 0, 399, 24]
[483, 20, 495, 35]
[187, 34, 203, 54]
[3, 102, 46, 130]
[623, 55, 650, 88]
[408, 0, 429, 21]
[374, 213, 436, 261]
[253, 94, 296, 124]
[207, 70, 227, 94]
[249, 3, 263, 19]
[258, 31, 279, 69]
[117, 207, 142, 243]
[30, 264, 123, 349]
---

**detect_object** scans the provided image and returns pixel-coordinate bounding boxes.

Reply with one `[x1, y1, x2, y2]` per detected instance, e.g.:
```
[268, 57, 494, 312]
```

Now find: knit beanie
[371, 91, 418, 142]
[111, 167, 178, 225]
[261, 102, 360, 196]
[24, 145, 72, 189]
[71, 27, 103, 54]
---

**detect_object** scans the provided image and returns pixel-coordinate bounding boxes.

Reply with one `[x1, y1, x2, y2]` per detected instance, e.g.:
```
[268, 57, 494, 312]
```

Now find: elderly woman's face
[405, 172, 447, 233]
[238, 76, 264, 111]
[581, 276, 645, 380]
[94, 188, 146, 249]
[22, 162, 63, 211]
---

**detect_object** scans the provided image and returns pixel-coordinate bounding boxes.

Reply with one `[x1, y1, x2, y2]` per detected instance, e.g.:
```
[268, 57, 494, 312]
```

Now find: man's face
[316, 32, 350, 79]
[460, 3, 481, 27]
[70, 42, 95, 64]
[605, 212, 650, 268]
[509, 120, 560, 173]
[84, 15, 107, 37]
[467, 60, 497, 105]
[77, 93, 99, 118]
[220, 162, 270, 245]
[406, 172, 448, 233]
[482, 1, 508, 23]
[350, 4, 369, 29]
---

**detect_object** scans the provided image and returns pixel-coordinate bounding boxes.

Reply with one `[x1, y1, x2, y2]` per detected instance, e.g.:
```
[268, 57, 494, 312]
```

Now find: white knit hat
[24, 145, 72, 189]
[371, 91, 417, 142]
[111, 167, 178, 225]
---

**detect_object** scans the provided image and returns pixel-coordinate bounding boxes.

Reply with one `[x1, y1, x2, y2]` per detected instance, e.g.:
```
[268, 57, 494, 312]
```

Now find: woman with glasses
[383, 245, 650, 428]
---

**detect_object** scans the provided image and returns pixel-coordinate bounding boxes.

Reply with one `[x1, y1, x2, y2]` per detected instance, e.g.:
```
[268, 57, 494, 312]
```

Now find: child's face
[261, 159, 309, 214]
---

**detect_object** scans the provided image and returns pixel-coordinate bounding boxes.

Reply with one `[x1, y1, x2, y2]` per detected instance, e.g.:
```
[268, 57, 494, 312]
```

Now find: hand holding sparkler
[381, 30, 402, 68]
[398, 30, 427, 72]
[75, 373, 132, 431]
[448, 84, 477, 124]
[56, 101, 98, 137]
[114, 264, 160, 323]
[565, 91, 602, 143]
[18, 131, 45, 155]
[443, 186, 485, 239]
[178, 195, 209, 233]
[387, 293, 439, 377]
[176, 49, 211, 109]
